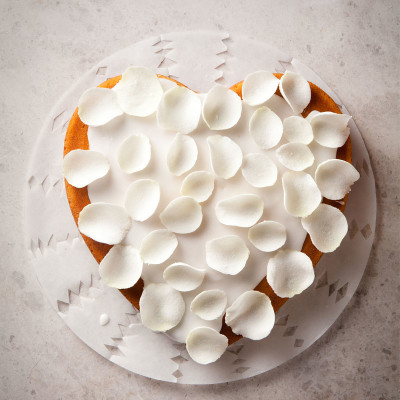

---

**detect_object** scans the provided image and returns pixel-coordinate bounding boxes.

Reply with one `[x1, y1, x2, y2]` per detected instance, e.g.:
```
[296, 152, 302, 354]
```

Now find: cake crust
[64, 73, 351, 345]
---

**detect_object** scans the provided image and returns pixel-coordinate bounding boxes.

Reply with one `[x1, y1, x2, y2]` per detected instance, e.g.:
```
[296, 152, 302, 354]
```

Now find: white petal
[78, 87, 122, 127]
[241, 153, 278, 188]
[114, 66, 163, 117]
[264, 94, 295, 121]
[202, 85, 242, 130]
[248, 221, 287, 252]
[279, 71, 311, 114]
[216, 194, 264, 227]
[186, 327, 228, 365]
[160, 196, 202, 234]
[157, 86, 201, 134]
[242, 71, 279, 106]
[282, 171, 321, 217]
[301, 204, 348, 253]
[166, 304, 222, 344]
[124, 179, 160, 221]
[225, 291, 275, 340]
[163, 262, 205, 292]
[306, 110, 320, 121]
[310, 112, 352, 148]
[139, 229, 178, 264]
[276, 143, 315, 171]
[283, 115, 313, 144]
[249, 106, 283, 149]
[206, 235, 249, 275]
[117, 134, 151, 174]
[99, 245, 142, 289]
[267, 249, 315, 298]
[315, 159, 360, 200]
[63, 149, 109, 188]
[139, 283, 185, 332]
[78, 203, 131, 245]
[207, 135, 243, 179]
[190, 290, 227, 321]
[160, 78, 177, 91]
[180, 171, 215, 203]
[167, 133, 198, 176]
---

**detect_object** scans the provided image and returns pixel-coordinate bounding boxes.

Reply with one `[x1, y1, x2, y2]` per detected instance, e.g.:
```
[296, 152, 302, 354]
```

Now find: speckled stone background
[1, 0, 399, 399]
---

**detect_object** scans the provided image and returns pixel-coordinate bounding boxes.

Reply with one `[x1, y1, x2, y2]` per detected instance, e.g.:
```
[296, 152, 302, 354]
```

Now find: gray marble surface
[0, 0, 399, 399]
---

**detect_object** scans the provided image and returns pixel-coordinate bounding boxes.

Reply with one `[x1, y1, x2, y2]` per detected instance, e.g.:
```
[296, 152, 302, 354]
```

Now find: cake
[63, 67, 359, 364]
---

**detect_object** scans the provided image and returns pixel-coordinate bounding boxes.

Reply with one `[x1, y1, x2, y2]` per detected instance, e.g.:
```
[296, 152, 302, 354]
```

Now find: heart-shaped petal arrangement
[64, 67, 357, 364]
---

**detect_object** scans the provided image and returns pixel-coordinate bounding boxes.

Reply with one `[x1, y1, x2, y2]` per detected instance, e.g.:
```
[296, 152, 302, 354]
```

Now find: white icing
[87, 78, 337, 343]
